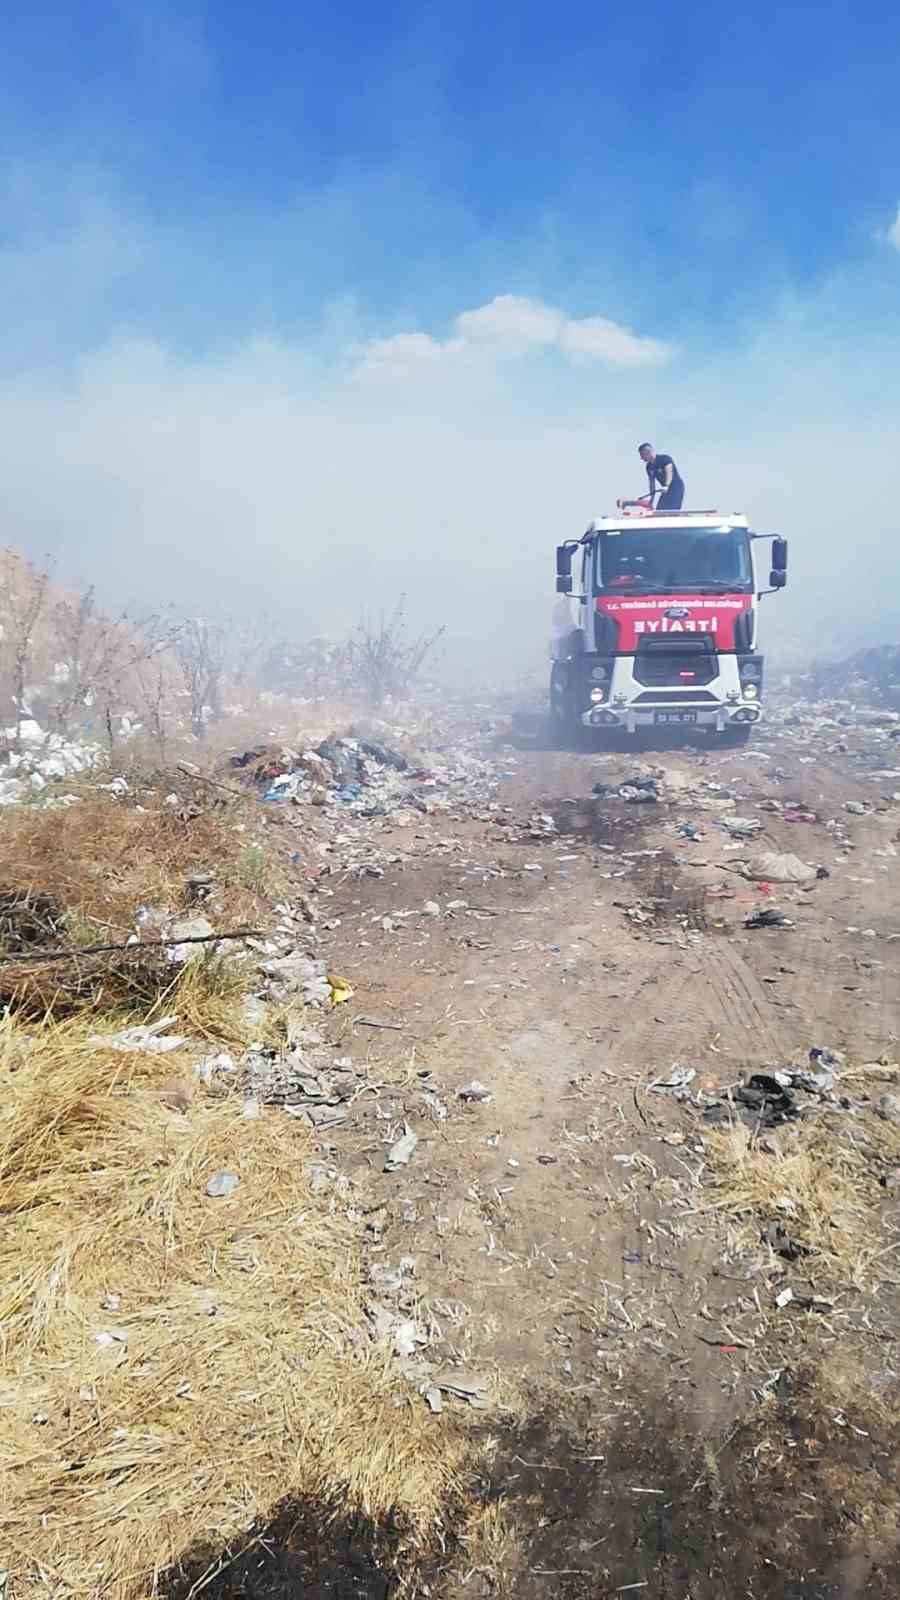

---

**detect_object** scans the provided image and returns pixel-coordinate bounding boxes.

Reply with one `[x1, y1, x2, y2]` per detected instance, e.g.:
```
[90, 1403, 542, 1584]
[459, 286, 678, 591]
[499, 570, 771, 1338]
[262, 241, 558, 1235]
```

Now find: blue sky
[3, 0, 900, 658]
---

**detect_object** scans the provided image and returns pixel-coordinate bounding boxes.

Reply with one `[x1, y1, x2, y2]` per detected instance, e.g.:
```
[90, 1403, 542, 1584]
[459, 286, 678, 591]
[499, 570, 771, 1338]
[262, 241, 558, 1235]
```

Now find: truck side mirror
[771, 537, 788, 572]
[556, 543, 575, 593]
[769, 569, 787, 588]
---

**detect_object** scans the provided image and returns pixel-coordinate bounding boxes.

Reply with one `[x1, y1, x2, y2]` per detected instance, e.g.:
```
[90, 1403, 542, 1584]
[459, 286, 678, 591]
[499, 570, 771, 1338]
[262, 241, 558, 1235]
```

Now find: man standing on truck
[638, 442, 685, 511]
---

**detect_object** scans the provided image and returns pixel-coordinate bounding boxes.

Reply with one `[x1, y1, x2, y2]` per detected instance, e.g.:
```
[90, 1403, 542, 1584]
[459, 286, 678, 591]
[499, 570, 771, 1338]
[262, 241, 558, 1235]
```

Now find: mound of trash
[226, 727, 496, 821]
[800, 644, 900, 711]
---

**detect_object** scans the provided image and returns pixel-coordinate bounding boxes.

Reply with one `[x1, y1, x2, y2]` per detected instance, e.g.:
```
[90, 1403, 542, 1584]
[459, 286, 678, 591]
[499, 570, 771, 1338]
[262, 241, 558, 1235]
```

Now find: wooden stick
[0, 929, 265, 967]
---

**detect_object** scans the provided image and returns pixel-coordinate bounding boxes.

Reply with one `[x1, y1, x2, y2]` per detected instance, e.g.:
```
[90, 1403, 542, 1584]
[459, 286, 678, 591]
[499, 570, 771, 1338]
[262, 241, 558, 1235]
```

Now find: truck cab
[551, 510, 787, 744]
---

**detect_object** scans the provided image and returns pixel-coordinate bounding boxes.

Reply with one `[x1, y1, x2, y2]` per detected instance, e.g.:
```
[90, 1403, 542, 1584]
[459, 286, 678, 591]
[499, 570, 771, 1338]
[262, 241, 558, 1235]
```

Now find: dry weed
[704, 1117, 888, 1288]
[0, 787, 297, 1017]
[0, 1017, 467, 1599]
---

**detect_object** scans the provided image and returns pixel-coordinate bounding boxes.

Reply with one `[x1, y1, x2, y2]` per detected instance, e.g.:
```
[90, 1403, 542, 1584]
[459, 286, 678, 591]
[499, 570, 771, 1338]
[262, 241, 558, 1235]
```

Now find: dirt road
[191, 711, 900, 1598]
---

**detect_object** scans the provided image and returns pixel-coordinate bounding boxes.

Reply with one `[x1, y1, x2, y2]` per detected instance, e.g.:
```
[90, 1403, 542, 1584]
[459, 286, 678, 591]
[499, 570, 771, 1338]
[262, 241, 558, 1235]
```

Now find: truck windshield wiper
[601, 583, 675, 594]
[601, 581, 746, 595]
[688, 581, 746, 592]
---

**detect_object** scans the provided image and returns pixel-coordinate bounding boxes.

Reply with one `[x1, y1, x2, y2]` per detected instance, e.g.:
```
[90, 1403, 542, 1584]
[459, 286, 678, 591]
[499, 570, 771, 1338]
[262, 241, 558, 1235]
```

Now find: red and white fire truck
[551, 506, 788, 745]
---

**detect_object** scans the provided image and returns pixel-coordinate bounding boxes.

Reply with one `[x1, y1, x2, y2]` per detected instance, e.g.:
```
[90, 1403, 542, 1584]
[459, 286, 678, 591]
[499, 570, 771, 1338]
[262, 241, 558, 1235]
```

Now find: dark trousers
[657, 480, 685, 510]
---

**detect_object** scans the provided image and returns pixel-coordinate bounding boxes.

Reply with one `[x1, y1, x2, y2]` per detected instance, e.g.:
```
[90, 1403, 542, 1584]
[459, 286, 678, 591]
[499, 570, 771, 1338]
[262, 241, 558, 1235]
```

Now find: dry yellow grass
[0, 784, 305, 1018]
[704, 1117, 890, 1289]
[0, 1016, 467, 1598]
[0, 785, 290, 933]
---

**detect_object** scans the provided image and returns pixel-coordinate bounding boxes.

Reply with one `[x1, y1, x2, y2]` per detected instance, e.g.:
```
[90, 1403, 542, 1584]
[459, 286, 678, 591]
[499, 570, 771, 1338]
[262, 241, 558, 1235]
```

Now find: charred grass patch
[630, 848, 709, 929]
[156, 1361, 900, 1600]
[544, 796, 651, 849]
[460, 1362, 900, 1600]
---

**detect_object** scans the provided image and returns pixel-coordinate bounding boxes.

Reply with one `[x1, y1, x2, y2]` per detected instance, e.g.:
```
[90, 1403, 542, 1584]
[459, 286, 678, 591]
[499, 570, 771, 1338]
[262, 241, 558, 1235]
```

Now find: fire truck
[551, 507, 788, 744]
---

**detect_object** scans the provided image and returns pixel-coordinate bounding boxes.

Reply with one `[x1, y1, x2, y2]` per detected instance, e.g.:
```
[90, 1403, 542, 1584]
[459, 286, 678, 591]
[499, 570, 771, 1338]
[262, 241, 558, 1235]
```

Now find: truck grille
[633, 635, 717, 687]
[633, 690, 718, 703]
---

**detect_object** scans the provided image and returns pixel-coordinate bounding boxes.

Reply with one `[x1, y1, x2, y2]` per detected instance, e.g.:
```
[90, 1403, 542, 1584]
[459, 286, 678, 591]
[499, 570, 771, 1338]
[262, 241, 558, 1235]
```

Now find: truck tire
[549, 662, 581, 745]
[717, 725, 752, 748]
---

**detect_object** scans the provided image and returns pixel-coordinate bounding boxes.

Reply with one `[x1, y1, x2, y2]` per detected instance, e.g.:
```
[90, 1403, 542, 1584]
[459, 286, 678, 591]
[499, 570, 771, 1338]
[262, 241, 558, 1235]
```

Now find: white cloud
[353, 330, 456, 381]
[455, 294, 564, 348]
[886, 205, 900, 252]
[355, 293, 673, 379]
[558, 315, 670, 368]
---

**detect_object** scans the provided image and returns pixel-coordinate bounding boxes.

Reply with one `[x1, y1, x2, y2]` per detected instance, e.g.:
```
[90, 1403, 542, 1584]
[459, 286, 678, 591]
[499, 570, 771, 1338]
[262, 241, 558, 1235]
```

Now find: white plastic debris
[194, 1050, 237, 1084]
[205, 1171, 240, 1198]
[166, 916, 216, 965]
[384, 1123, 418, 1171]
[91, 1016, 188, 1054]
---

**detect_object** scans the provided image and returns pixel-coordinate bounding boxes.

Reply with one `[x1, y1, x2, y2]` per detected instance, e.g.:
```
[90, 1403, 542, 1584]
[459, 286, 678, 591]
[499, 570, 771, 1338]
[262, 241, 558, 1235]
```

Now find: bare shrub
[174, 618, 229, 740]
[0, 549, 52, 749]
[49, 589, 181, 750]
[344, 601, 443, 707]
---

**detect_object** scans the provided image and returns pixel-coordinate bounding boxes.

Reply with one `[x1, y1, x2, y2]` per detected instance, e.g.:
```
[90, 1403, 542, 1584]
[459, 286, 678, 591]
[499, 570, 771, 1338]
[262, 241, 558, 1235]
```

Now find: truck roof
[587, 511, 750, 533]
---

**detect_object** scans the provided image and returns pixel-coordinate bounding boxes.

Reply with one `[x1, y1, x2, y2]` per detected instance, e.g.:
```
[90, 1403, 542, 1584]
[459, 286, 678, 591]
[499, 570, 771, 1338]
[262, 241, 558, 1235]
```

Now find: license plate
[654, 710, 698, 725]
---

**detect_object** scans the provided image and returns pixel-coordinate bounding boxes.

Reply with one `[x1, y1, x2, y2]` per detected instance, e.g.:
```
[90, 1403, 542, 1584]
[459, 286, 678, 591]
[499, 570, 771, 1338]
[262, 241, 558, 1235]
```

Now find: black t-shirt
[646, 452, 683, 491]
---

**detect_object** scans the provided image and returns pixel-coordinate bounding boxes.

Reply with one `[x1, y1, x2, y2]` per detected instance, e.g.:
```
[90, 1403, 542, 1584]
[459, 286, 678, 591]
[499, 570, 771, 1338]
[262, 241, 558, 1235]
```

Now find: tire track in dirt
[700, 937, 790, 1062]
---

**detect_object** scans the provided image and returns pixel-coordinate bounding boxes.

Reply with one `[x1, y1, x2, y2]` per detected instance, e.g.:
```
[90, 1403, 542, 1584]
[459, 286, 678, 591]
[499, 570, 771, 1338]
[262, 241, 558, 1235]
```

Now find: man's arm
[659, 461, 674, 490]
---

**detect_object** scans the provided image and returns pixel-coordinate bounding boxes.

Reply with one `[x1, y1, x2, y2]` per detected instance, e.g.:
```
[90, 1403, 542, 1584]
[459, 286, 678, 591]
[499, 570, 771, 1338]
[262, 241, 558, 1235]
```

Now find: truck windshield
[595, 527, 753, 594]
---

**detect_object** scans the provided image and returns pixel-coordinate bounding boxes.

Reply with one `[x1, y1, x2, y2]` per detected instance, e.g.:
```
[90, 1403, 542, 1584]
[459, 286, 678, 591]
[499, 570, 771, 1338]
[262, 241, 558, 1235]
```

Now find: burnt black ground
[163, 1369, 900, 1599]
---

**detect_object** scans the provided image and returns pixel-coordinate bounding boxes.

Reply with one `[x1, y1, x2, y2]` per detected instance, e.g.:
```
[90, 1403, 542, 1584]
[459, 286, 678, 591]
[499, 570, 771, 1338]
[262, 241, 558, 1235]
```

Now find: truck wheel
[717, 725, 752, 748]
[549, 663, 581, 745]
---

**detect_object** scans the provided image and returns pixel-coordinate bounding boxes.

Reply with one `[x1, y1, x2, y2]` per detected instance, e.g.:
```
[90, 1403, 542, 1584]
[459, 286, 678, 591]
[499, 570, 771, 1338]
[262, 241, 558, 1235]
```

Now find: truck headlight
[743, 683, 758, 700]
[590, 687, 605, 703]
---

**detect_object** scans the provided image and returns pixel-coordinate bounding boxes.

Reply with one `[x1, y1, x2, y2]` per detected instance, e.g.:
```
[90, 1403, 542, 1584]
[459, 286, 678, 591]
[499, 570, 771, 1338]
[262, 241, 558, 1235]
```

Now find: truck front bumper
[581, 702, 762, 733]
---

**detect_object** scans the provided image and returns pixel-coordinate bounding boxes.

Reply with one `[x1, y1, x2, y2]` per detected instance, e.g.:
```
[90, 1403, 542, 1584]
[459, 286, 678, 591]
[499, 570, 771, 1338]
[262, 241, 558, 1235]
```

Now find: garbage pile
[799, 645, 900, 712]
[229, 729, 499, 824]
[651, 1045, 896, 1131]
[241, 1042, 363, 1129]
[0, 719, 101, 804]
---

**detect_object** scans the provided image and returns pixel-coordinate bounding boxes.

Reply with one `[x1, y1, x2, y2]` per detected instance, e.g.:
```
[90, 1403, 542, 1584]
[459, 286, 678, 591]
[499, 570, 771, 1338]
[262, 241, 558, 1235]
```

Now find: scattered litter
[742, 851, 823, 884]
[194, 1050, 237, 1084]
[648, 1064, 697, 1095]
[91, 1016, 188, 1054]
[356, 1015, 403, 1030]
[457, 1079, 493, 1102]
[733, 1073, 798, 1127]
[763, 1221, 810, 1262]
[368, 1304, 427, 1358]
[427, 1368, 490, 1410]
[722, 815, 763, 838]
[745, 907, 794, 929]
[385, 1124, 418, 1171]
[205, 1171, 240, 1199]
[327, 975, 354, 1005]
